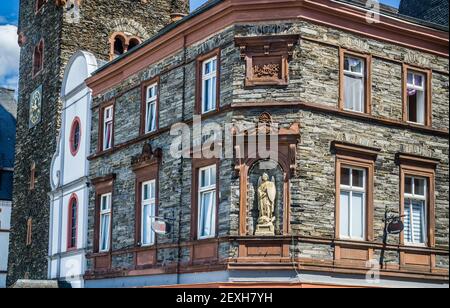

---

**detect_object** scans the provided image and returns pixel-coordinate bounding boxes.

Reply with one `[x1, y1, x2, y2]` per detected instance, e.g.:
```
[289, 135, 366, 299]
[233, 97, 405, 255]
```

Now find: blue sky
[0, 0, 401, 91]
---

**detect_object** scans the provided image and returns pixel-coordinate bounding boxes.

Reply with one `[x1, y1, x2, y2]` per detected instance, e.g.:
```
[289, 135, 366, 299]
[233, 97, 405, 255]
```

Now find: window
[69, 117, 81, 156]
[109, 33, 142, 60]
[99, 193, 112, 252]
[339, 166, 366, 240]
[200, 56, 218, 114]
[406, 71, 426, 124]
[343, 56, 365, 112]
[141, 180, 156, 246]
[197, 165, 217, 239]
[403, 176, 427, 245]
[33, 40, 44, 77]
[339, 50, 371, 113]
[144, 83, 158, 134]
[26, 218, 33, 246]
[403, 65, 431, 126]
[30, 161, 36, 190]
[102, 105, 114, 151]
[36, 0, 46, 12]
[67, 194, 78, 250]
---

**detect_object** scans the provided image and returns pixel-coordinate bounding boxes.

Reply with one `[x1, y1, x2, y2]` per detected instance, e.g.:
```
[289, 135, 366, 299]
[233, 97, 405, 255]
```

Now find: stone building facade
[83, 0, 449, 288]
[8, 0, 188, 286]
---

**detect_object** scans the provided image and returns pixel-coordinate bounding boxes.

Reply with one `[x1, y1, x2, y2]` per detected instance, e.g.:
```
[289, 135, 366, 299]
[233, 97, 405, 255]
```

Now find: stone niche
[234, 113, 300, 236]
[247, 160, 285, 236]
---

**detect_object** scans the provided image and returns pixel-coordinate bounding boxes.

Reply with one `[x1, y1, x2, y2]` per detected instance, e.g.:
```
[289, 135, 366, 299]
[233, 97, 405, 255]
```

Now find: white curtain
[199, 191, 215, 237]
[344, 75, 364, 112]
[405, 200, 425, 243]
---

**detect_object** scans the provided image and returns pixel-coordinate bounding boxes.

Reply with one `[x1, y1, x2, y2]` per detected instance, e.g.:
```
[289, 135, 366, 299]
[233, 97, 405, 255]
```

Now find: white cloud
[0, 25, 20, 92]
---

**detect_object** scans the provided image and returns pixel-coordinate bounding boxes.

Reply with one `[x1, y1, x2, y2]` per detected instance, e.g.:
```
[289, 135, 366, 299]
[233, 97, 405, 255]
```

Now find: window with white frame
[99, 193, 112, 252]
[201, 57, 218, 114]
[141, 180, 156, 246]
[103, 105, 114, 150]
[340, 166, 366, 240]
[404, 176, 427, 245]
[406, 71, 426, 125]
[198, 165, 216, 239]
[145, 83, 158, 133]
[343, 55, 365, 113]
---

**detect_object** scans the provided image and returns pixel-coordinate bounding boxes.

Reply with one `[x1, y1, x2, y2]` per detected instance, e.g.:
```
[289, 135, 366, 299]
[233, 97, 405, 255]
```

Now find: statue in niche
[255, 173, 276, 236]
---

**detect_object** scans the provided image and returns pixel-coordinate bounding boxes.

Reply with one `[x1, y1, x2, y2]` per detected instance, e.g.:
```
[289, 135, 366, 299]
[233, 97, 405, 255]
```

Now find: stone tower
[399, 0, 449, 27]
[8, 0, 189, 286]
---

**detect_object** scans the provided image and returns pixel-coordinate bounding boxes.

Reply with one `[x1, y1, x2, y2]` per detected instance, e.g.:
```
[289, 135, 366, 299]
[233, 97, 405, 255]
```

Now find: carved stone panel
[235, 35, 299, 87]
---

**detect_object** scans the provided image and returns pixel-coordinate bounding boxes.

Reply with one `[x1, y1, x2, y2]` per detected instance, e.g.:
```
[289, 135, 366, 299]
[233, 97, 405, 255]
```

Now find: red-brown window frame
[35, 0, 47, 13]
[92, 174, 115, 253]
[32, 39, 44, 78]
[397, 154, 438, 248]
[26, 217, 33, 246]
[69, 116, 82, 157]
[139, 77, 160, 136]
[402, 64, 432, 127]
[97, 100, 115, 153]
[30, 161, 36, 191]
[195, 49, 221, 115]
[333, 142, 380, 242]
[339, 48, 372, 114]
[133, 160, 160, 247]
[191, 158, 220, 241]
[67, 193, 79, 251]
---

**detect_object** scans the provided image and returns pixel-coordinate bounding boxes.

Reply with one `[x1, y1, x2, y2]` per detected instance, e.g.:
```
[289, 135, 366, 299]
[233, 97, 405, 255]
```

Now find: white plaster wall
[0, 201, 11, 230]
[0, 233, 9, 271]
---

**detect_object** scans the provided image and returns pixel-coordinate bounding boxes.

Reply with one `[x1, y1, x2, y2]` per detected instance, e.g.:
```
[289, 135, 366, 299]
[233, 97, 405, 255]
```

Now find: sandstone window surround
[26, 217, 33, 246]
[29, 161, 37, 191]
[332, 141, 380, 266]
[35, 0, 47, 13]
[402, 65, 432, 127]
[32, 39, 44, 78]
[235, 35, 299, 87]
[69, 116, 81, 157]
[397, 153, 438, 248]
[339, 48, 372, 114]
[131, 143, 161, 248]
[333, 142, 379, 243]
[195, 49, 221, 115]
[397, 153, 439, 270]
[191, 158, 219, 241]
[109, 32, 142, 61]
[67, 193, 78, 250]
[140, 77, 160, 136]
[98, 101, 115, 152]
[92, 174, 115, 256]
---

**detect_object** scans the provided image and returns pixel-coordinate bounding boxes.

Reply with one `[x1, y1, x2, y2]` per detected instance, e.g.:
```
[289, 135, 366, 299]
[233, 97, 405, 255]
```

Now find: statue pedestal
[255, 223, 275, 236]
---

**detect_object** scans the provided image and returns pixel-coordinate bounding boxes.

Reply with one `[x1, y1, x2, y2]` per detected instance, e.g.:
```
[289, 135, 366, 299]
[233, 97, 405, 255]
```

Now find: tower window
[30, 161, 36, 190]
[67, 194, 78, 250]
[109, 33, 142, 60]
[26, 217, 33, 246]
[33, 40, 44, 77]
[36, 0, 46, 12]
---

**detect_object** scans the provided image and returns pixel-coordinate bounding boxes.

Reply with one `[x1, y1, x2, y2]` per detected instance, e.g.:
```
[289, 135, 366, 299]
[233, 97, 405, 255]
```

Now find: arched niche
[234, 114, 300, 236]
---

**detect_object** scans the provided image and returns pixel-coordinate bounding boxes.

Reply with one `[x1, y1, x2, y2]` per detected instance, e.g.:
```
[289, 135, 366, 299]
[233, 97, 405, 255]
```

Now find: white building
[48, 51, 99, 288]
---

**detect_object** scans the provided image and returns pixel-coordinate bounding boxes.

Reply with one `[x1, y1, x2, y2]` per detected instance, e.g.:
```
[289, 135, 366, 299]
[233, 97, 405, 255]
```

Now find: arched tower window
[33, 40, 44, 77]
[109, 33, 142, 60]
[67, 194, 78, 250]
[128, 37, 141, 51]
[69, 117, 82, 156]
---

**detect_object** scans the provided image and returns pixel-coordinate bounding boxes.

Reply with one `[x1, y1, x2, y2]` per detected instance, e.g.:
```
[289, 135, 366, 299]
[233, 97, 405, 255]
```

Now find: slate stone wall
[86, 21, 448, 273]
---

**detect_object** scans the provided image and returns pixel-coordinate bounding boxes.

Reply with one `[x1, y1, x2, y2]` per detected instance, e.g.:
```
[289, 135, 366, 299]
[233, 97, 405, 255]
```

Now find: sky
[0, 0, 401, 93]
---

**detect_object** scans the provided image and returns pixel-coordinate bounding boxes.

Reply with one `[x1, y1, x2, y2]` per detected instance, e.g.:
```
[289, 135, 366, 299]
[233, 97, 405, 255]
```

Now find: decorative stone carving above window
[131, 143, 162, 170]
[235, 35, 299, 87]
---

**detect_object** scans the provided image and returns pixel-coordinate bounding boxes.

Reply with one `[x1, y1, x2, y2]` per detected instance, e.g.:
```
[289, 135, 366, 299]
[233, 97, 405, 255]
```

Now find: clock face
[29, 86, 42, 127]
